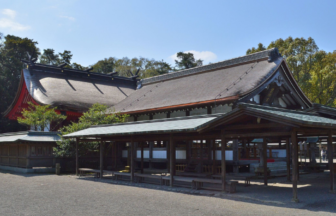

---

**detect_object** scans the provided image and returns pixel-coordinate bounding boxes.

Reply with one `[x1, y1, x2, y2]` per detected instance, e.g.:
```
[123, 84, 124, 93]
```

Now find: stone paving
[0, 170, 336, 215]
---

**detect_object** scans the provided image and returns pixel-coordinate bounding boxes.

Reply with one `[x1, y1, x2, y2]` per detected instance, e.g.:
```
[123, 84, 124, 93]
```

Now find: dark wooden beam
[286, 137, 291, 182]
[221, 130, 226, 192]
[223, 123, 288, 130]
[100, 141, 104, 179]
[130, 137, 134, 183]
[141, 142, 144, 174]
[224, 132, 291, 139]
[212, 140, 216, 175]
[291, 129, 299, 202]
[170, 134, 175, 187]
[263, 138, 268, 186]
[75, 138, 79, 176]
[328, 129, 335, 193]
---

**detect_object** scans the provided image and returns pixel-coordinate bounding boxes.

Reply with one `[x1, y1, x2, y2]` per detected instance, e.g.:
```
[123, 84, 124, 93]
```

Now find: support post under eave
[170, 134, 175, 187]
[286, 137, 291, 182]
[291, 129, 299, 203]
[263, 138, 268, 186]
[212, 140, 216, 175]
[100, 140, 104, 179]
[141, 142, 144, 174]
[221, 131, 226, 192]
[131, 137, 135, 183]
[328, 129, 335, 193]
[75, 138, 79, 176]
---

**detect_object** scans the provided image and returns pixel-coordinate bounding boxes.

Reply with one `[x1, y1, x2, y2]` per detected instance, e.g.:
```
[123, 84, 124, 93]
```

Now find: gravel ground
[0, 171, 336, 216]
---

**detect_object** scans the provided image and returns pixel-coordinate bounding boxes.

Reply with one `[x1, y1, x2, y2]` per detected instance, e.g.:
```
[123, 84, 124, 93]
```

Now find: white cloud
[2, 9, 16, 19]
[0, 9, 30, 31]
[60, 15, 75, 21]
[170, 50, 217, 64]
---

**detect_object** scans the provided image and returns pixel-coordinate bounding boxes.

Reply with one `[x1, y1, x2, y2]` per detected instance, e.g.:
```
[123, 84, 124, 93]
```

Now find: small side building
[0, 131, 60, 173]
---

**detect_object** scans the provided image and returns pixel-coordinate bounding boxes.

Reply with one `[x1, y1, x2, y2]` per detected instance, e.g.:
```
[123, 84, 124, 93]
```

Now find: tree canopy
[174, 52, 203, 70]
[0, 34, 40, 133]
[91, 57, 172, 79]
[54, 103, 128, 157]
[17, 102, 66, 131]
[247, 37, 336, 106]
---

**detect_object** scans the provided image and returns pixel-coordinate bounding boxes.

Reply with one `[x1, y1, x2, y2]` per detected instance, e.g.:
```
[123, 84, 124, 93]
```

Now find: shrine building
[2, 48, 336, 202]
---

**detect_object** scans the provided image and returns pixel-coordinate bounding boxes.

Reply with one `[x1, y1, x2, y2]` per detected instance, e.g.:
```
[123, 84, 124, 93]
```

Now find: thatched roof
[23, 69, 136, 112]
[3, 65, 137, 117]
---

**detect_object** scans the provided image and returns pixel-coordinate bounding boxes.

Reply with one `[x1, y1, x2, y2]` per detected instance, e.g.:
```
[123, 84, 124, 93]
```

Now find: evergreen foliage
[17, 102, 66, 131]
[54, 103, 128, 157]
[174, 52, 203, 70]
[247, 37, 336, 106]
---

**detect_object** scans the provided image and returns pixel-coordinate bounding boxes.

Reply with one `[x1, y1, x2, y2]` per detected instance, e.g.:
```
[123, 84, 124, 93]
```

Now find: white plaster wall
[267, 149, 286, 158]
[153, 113, 166, 120]
[212, 104, 232, 114]
[170, 110, 186, 118]
[176, 150, 186, 159]
[136, 150, 150, 158]
[137, 115, 150, 121]
[126, 116, 134, 122]
[153, 150, 167, 159]
[190, 108, 207, 116]
[122, 150, 128, 158]
[279, 98, 287, 108]
[212, 150, 233, 160]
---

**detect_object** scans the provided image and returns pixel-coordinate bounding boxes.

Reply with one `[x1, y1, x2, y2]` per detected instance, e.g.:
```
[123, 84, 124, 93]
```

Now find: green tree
[308, 51, 336, 106]
[174, 52, 203, 70]
[246, 43, 266, 55]
[246, 37, 321, 103]
[91, 56, 172, 78]
[58, 50, 73, 65]
[40, 48, 60, 65]
[54, 103, 128, 157]
[17, 102, 66, 131]
[0, 34, 40, 133]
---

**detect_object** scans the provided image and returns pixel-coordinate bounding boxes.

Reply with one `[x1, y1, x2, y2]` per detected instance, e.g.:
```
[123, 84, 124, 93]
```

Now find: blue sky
[1, 0, 336, 67]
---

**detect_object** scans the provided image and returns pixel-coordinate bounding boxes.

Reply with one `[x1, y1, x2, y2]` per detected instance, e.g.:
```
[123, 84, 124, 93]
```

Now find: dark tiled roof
[113, 49, 283, 113]
[0, 131, 60, 142]
[64, 114, 220, 138]
[306, 103, 336, 117]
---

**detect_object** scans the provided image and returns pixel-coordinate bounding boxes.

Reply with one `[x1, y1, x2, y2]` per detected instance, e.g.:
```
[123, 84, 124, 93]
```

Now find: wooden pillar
[141, 142, 144, 174]
[186, 141, 189, 162]
[328, 129, 335, 193]
[291, 129, 299, 202]
[200, 141, 204, 172]
[170, 134, 175, 187]
[75, 139, 79, 176]
[114, 142, 118, 169]
[263, 138, 267, 186]
[286, 137, 291, 182]
[212, 140, 216, 175]
[149, 141, 153, 169]
[233, 139, 239, 173]
[167, 141, 170, 172]
[221, 131, 226, 192]
[297, 140, 300, 181]
[130, 137, 135, 182]
[26, 144, 30, 168]
[100, 141, 104, 179]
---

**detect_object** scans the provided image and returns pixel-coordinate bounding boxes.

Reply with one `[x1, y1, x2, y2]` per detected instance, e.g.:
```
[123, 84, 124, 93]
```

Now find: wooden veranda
[66, 103, 336, 202]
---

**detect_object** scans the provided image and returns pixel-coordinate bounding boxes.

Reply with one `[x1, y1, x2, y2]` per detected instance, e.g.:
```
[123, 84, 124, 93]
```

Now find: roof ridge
[0, 131, 28, 137]
[89, 113, 222, 128]
[237, 102, 317, 116]
[140, 48, 281, 86]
